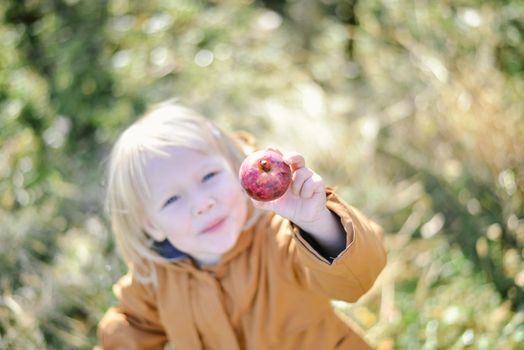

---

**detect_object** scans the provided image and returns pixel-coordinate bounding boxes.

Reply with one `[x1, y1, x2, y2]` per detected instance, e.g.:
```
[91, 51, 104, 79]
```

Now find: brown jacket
[97, 190, 387, 349]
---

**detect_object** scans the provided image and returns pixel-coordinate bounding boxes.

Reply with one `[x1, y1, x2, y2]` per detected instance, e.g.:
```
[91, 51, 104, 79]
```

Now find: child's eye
[163, 195, 179, 207]
[202, 171, 219, 182]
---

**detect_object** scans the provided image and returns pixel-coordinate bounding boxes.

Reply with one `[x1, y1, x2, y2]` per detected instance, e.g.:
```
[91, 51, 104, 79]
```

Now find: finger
[300, 174, 324, 198]
[251, 198, 272, 211]
[300, 178, 316, 199]
[291, 167, 314, 195]
[283, 152, 305, 171]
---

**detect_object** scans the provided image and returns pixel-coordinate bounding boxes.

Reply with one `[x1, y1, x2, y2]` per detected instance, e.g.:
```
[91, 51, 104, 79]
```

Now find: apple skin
[239, 150, 292, 201]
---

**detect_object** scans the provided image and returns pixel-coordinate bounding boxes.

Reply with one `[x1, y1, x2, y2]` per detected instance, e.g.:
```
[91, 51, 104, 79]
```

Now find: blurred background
[1, 0, 523, 349]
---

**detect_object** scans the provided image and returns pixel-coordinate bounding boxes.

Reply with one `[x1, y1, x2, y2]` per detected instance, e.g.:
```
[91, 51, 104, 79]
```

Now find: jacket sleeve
[96, 273, 168, 350]
[289, 189, 387, 302]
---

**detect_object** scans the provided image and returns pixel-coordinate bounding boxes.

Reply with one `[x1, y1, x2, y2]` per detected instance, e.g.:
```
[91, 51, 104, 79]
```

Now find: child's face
[143, 147, 248, 266]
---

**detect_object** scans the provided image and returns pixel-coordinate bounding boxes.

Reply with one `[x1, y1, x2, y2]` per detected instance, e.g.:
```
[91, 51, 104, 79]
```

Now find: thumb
[251, 199, 273, 211]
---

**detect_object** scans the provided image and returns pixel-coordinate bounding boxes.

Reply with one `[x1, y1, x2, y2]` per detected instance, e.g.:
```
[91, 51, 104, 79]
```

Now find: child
[96, 102, 387, 350]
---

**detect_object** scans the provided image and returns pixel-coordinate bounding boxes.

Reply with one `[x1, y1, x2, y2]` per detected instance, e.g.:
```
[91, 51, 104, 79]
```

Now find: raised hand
[250, 147, 347, 256]
[250, 148, 328, 229]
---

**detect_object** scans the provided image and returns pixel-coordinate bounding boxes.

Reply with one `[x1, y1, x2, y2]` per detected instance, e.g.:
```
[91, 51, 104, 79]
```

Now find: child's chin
[213, 231, 240, 252]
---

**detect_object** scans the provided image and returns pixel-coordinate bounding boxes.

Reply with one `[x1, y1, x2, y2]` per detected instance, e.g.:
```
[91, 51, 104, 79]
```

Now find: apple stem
[259, 159, 271, 172]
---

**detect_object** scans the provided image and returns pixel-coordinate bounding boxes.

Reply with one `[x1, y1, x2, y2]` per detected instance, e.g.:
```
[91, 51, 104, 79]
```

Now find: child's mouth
[201, 217, 227, 234]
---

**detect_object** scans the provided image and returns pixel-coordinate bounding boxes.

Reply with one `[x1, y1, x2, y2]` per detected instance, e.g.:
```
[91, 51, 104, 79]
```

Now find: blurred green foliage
[1, 0, 523, 349]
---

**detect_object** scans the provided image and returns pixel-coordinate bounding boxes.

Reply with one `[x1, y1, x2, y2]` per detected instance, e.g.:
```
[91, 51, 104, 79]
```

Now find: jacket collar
[152, 239, 187, 261]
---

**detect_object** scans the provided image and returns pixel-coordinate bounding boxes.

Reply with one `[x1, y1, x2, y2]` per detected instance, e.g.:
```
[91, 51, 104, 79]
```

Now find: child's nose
[192, 196, 216, 215]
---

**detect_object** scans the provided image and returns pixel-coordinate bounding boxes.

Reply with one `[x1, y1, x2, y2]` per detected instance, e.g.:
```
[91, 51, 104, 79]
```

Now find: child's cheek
[163, 205, 185, 225]
[215, 175, 242, 205]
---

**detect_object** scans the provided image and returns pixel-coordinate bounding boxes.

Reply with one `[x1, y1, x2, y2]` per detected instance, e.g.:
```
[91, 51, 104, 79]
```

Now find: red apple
[239, 150, 292, 201]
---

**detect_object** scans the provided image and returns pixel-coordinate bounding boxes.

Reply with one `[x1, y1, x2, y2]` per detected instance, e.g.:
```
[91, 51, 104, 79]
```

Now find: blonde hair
[105, 101, 258, 283]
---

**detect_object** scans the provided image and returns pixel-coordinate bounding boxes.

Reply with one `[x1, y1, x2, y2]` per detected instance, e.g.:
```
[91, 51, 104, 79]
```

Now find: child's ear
[143, 220, 166, 241]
